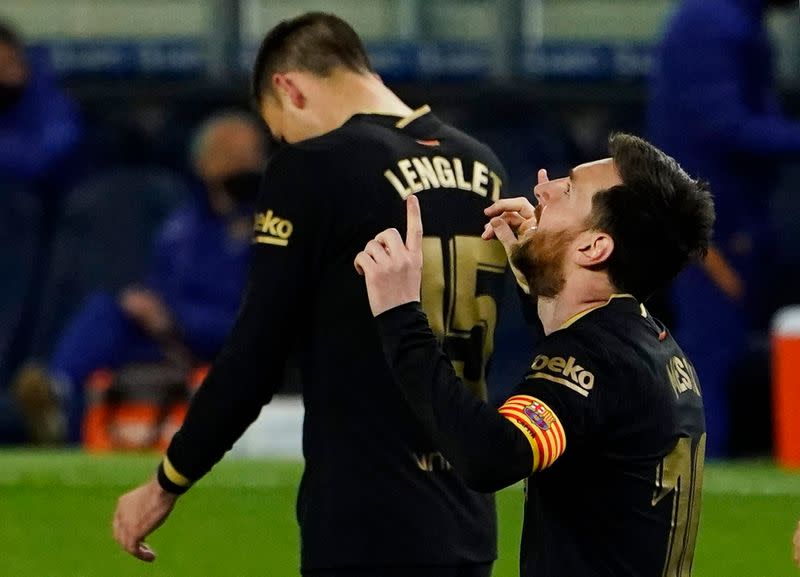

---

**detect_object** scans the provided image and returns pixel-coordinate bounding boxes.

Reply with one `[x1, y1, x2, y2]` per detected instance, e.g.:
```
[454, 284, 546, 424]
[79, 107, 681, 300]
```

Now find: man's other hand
[112, 477, 177, 562]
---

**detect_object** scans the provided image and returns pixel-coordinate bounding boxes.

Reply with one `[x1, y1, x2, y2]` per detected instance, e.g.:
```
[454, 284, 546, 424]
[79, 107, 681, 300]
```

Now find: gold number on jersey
[420, 236, 507, 399]
[651, 434, 706, 577]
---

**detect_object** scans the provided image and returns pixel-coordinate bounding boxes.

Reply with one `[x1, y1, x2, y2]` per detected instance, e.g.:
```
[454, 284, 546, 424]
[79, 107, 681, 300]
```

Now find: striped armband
[499, 395, 566, 473]
[156, 456, 193, 495]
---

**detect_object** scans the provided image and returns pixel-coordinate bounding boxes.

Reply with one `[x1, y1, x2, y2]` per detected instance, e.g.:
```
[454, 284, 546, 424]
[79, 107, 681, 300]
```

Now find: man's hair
[0, 21, 22, 49]
[585, 133, 715, 300]
[250, 12, 372, 104]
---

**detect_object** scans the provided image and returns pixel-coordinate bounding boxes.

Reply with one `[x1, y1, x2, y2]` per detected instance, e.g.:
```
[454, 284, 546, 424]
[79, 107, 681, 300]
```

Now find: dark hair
[0, 21, 22, 49]
[250, 12, 372, 104]
[585, 133, 715, 300]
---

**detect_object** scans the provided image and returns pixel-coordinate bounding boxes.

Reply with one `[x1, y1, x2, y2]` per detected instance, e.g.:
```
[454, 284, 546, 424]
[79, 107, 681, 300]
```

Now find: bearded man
[355, 133, 715, 577]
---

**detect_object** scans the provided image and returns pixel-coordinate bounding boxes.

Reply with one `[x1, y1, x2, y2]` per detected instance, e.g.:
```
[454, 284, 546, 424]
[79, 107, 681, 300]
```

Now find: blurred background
[0, 1, 799, 575]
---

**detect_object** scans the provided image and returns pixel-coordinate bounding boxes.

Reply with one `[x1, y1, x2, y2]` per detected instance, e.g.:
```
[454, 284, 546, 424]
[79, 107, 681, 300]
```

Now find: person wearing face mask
[647, 0, 800, 458]
[13, 111, 265, 444]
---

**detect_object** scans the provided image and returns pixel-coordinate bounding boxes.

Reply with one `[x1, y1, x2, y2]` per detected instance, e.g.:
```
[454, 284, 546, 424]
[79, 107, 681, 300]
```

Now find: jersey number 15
[421, 235, 507, 400]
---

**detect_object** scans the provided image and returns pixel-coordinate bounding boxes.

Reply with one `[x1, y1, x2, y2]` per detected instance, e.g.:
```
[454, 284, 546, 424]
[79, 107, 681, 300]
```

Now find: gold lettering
[531, 355, 549, 371]
[472, 161, 489, 197]
[275, 221, 292, 239]
[529, 354, 595, 392]
[453, 158, 472, 191]
[254, 210, 293, 239]
[578, 371, 594, 391]
[398, 159, 424, 194]
[433, 156, 456, 188]
[489, 171, 502, 202]
[385, 169, 412, 199]
[386, 157, 499, 199]
[412, 157, 440, 190]
[667, 356, 700, 398]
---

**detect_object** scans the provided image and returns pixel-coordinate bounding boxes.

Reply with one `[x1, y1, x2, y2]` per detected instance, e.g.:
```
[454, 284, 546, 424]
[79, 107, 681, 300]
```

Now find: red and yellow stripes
[499, 395, 567, 473]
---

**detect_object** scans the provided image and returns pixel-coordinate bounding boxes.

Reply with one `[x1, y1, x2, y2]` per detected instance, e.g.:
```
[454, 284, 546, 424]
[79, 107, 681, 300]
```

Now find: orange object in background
[772, 307, 800, 468]
[82, 364, 209, 452]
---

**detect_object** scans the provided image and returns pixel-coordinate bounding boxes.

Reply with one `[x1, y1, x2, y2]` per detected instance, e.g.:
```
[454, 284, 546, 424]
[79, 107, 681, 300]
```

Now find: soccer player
[355, 134, 714, 577]
[113, 12, 509, 577]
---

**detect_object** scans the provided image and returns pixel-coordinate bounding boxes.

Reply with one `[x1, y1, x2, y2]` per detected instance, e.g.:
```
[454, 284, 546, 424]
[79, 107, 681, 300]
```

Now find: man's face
[197, 120, 266, 213]
[511, 158, 622, 297]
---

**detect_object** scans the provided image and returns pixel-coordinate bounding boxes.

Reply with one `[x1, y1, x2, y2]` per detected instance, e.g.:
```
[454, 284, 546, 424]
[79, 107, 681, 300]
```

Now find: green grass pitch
[1, 451, 799, 576]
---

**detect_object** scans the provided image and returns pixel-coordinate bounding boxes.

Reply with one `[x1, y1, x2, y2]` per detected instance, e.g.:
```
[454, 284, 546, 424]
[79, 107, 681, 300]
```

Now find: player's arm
[376, 300, 575, 492]
[160, 148, 323, 491]
[356, 197, 580, 491]
[113, 148, 325, 560]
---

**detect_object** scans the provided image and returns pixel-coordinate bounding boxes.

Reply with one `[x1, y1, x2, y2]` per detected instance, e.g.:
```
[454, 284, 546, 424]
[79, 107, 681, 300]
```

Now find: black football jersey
[510, 295, 705, 577]
[164, 106, 509, 571]
[376, 295, 705, 577]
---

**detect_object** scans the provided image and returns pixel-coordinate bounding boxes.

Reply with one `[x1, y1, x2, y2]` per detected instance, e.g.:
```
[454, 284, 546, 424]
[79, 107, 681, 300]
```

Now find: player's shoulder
[264, 141, 334, 177]
[526, 329, 610, 398]
[288, 111, 501, 166]
[527, 301, 649, 399]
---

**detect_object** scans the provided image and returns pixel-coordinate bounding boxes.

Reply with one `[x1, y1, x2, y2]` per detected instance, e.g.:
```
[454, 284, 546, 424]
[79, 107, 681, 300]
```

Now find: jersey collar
[395, 105, 432, 128]
[557, 293, 646, 331]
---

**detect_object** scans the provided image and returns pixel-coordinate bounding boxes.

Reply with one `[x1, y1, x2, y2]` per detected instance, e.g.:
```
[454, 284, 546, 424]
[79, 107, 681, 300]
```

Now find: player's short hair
[585, 133, 715, 300]
[250, 12, 373, 105]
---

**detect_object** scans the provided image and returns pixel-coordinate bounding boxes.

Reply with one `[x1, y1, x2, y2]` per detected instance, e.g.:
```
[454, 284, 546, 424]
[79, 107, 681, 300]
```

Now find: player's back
[261, 107, 508, 571]
[520, 296, 705, 577]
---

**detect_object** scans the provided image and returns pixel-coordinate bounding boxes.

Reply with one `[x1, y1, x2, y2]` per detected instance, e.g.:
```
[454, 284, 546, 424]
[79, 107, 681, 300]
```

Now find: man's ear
[272, 73, 306, 109]
[575, 230, 614, 267]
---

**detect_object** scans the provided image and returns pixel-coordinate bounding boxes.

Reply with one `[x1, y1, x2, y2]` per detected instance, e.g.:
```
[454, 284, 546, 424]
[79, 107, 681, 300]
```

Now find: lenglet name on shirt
[384, 156, 502, 201]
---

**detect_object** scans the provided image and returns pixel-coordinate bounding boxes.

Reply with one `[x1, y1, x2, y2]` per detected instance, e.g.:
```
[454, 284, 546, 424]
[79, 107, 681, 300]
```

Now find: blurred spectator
[13, 111, 265, 443]
[647, 0, 800, 457]
[0, 21, 85, 388]
[0, 21, 83, 183]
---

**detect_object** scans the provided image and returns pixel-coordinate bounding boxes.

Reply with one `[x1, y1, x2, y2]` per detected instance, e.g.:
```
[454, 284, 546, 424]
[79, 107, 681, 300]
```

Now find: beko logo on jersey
[253, 210, 293, 247]
[384, 156, 502, 201]
[528, 354, 594, 398]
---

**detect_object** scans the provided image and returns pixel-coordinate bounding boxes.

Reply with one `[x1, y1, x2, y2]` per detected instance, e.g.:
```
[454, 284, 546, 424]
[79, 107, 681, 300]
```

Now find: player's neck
[319, 72, 413, 128]
[537, 272, 616, 335]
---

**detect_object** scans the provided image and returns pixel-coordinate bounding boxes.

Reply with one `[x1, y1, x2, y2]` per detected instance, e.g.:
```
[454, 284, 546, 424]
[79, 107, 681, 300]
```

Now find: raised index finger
[405, 194, 423, 252]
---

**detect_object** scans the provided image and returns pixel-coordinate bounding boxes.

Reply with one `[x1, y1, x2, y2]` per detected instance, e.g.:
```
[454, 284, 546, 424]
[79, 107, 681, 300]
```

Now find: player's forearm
[159, 277, 289, 492]
[376, 302, 532, 492]
[161, 347, 269, 492]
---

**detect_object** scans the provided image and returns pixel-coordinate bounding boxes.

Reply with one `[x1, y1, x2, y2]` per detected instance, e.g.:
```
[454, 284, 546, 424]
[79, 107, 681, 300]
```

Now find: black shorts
[303, 563, 493, 577]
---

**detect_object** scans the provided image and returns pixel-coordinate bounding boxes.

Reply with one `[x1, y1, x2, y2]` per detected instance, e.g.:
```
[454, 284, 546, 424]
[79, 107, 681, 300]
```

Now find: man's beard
[510, 229, 578, 298]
